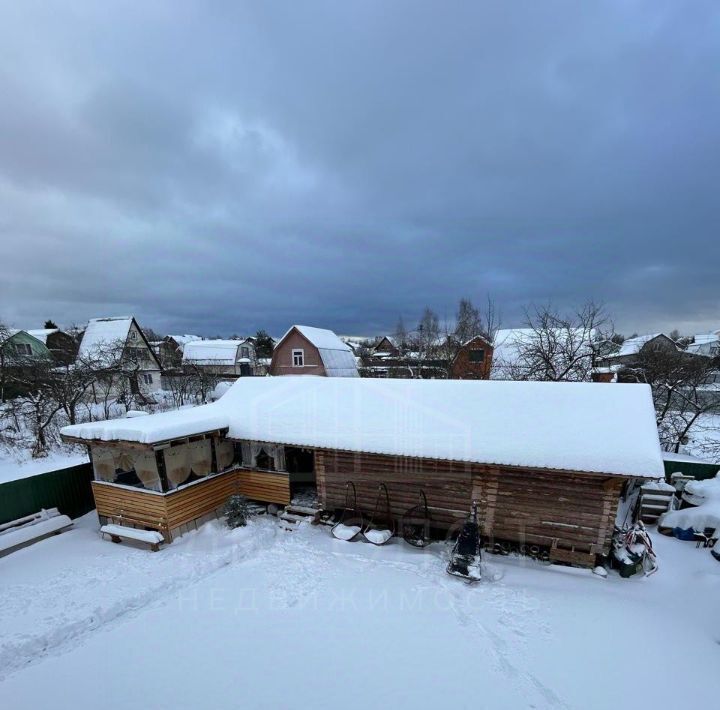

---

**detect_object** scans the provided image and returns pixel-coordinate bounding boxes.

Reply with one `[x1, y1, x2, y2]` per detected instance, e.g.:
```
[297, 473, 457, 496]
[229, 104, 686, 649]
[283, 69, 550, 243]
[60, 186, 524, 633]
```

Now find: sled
[362, 483, 394, 546]
[331, 481, 364, 542]
[402, 490, 432, 548]
[446, 501, 482, 582]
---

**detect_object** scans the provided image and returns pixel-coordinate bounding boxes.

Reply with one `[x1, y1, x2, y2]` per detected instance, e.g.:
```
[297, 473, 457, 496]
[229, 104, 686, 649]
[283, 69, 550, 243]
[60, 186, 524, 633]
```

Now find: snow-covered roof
[167, 335, 202, 348]
[615, 333, 675, 357]
[62, 405, 229, 445]
[61, 377, 663, 478]
[78, 317, 133, 362]
[282, 325, 359, 377]
[690, 330, 720, 346]
[182, 340, 246, 365]
[491, 329, 535, 367]
[686, 330, 720, 356]
[26, 328, 59, 344]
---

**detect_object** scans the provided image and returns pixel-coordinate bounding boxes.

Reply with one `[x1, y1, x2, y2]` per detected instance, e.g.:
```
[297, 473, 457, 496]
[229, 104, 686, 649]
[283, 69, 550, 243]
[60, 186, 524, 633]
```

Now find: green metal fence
[663, 459, 720, 483]
[0, 463, 95, 525]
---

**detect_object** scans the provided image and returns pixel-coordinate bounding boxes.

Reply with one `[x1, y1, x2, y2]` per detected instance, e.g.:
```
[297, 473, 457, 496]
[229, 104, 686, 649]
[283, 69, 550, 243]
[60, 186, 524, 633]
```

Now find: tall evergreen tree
[254, 330, 275, 359]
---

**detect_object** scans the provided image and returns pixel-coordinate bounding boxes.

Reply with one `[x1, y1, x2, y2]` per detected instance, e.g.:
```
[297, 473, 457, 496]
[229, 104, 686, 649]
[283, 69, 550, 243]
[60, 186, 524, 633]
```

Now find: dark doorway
[285, 447, 315, 485]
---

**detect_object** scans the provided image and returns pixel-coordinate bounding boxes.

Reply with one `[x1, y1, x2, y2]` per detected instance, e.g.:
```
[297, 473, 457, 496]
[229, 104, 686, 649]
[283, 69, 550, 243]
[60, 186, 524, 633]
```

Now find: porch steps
[278, 504, 324, 531]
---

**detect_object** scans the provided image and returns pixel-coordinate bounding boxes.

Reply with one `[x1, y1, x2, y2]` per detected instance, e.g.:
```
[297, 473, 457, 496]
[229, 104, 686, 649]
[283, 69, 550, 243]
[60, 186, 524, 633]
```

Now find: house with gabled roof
[78, 317, 162, 393]
[686, 330, 720, 358]
[26, 328, 78, 365]
[182, 338, 256, 377]
[269, 325, 359, 377]
[60, 376, 664, 568]
[605, 333, 678, 367]
[450, 335, 494, 379]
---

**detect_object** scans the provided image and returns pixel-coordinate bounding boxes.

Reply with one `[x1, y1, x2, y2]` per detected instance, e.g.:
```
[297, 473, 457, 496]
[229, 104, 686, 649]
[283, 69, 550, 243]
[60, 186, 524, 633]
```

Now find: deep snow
[0, 512, 718, 709]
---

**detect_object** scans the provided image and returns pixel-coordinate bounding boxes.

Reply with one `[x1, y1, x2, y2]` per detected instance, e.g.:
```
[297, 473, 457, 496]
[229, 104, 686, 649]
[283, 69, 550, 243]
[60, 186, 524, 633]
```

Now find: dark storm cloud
[1, 0, 718, 337]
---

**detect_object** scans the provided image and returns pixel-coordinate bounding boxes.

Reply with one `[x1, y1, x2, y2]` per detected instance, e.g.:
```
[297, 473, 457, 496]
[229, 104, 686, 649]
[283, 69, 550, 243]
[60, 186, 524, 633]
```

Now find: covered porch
[62, 430, 296, 541]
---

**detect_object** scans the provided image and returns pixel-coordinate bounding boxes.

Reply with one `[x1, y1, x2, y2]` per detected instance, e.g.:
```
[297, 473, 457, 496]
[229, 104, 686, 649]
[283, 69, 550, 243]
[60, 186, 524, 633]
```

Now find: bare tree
[48, 352, 104, 425]
[409, 307, 442, 378]
[0, 321, 12, 403]
[439, 296, 500, 378]
[392, 316, 408, 356]
[454, 298, 483, 345]
[500, 301, 611, 382]
[622, 348, 720, 452]
[5, 353, 64, 457]
[182, 363, 220, 403]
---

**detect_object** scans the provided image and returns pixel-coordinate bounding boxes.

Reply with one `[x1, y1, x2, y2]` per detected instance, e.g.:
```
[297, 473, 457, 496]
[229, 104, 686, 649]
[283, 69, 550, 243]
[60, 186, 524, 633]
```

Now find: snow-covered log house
[61, 377, 663, 566]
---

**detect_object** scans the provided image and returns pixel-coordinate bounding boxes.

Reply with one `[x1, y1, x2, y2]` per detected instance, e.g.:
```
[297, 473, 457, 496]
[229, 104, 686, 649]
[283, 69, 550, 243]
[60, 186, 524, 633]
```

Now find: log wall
[316, 449, 627, 567]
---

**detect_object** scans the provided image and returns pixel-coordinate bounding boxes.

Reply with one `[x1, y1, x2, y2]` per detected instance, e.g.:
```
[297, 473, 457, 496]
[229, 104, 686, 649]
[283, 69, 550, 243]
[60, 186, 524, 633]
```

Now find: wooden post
[210, 436, 218, 474]
[155, 449, 170, 493]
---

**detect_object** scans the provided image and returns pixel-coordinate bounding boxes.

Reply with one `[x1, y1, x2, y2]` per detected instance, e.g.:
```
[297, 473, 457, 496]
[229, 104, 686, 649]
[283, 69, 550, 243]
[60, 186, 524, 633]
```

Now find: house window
[469, 349, 485, 363]
[143, 373, 153, 385]
[292, 349, 304, 367]
[255, 448, 275, 471]
[129, 331, 137, 340]
[14, 343, 33, 356]
[241, 347, 249, 359]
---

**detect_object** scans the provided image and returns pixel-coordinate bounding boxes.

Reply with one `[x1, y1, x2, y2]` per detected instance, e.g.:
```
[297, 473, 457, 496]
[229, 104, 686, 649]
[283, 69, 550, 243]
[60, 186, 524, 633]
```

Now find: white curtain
[164, 444, 191, 489]
[244, 441, 285, 471]
[92, 446, 117, 482]
[132, 450, 162, 492]
[189, 439, 212, 476]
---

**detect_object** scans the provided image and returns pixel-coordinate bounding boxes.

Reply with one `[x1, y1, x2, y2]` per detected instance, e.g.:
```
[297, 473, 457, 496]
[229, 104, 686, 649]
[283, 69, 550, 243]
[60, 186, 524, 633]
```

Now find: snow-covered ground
[1, 513, 718, 709]
[0, 448, 88, 484]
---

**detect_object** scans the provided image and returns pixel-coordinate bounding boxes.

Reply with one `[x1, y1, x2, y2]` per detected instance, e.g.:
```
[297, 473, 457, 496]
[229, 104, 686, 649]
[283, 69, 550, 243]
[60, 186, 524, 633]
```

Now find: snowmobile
[362, 483, 394, 546]
[611, 521, 658, 577]
[331, 481, 364, 542]
[401, 489, 432, 548]
[446, 501, 482, 582]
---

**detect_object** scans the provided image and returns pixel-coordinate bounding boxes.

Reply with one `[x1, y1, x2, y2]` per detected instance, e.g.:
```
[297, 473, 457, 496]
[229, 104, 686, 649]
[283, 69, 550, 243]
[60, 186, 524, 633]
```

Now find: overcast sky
[1, 1, 718, 338]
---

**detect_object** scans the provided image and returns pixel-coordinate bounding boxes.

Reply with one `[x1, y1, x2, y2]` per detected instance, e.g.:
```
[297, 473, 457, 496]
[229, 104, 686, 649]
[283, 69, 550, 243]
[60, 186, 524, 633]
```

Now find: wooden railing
[91, 467, 291, 541]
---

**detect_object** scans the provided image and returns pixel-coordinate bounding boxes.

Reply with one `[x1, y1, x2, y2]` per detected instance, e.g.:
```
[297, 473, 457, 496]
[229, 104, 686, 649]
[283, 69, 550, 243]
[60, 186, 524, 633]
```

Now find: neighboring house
[360, 334, 450, 378]
[372, 336, 401, 357]
[26, 328, 78, 365]
[0, 330, 51, 400]
[182, 339, 256, 377]
[449, 335, 494, 379]
[604, 333, 678, 367]
[78, 317, 162, 394]
[270, 325, 359, 377]
[686, 330, 720, 358]
[61, 376, 663, 569]
[153, 335, 202, 368]
[0, 330, 50, 360]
